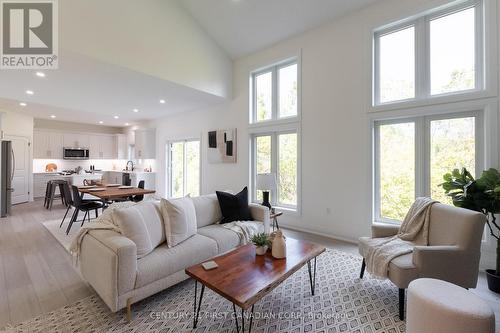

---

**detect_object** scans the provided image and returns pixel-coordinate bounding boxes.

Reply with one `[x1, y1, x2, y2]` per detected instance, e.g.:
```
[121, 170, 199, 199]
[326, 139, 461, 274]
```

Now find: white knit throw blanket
[222, 221, 262, 244]
[69, 201, 137, 264]
[359, 197, 437, 278]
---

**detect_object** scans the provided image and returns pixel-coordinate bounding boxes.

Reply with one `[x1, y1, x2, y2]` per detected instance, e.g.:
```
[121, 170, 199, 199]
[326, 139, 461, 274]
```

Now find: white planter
[255, 245, 268, 255]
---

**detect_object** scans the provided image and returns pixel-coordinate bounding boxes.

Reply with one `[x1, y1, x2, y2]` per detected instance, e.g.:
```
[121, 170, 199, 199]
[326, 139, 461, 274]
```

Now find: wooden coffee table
[185, 238, 326, 332]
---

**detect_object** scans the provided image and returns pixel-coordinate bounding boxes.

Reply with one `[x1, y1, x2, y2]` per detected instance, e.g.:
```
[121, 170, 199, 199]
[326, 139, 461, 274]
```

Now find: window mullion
[417, 117, 429, 198]
[415, 17, 428, 99]
[272, 66, 278, 121]
[271, 133, 278, 206]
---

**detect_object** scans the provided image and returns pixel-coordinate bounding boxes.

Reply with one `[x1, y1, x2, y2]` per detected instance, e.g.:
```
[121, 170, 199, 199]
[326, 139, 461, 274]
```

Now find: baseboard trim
[278, 223, 358, 245]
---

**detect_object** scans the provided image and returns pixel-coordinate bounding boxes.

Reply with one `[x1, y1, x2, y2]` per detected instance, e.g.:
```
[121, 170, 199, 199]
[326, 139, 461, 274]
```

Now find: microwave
[63, 147, 90, 160]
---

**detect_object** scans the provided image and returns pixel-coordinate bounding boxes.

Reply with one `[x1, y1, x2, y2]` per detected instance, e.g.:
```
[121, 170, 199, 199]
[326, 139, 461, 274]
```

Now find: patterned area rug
[0, 249, 405, 333]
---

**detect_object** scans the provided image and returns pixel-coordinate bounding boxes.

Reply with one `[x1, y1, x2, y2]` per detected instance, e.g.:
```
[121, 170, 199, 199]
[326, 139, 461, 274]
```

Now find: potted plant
[440, 168, 500, 292]
[250, 233, 271, 255]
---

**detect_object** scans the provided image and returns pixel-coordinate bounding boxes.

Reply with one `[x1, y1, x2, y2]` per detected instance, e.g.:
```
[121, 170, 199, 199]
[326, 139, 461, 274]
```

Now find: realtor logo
[1, 0, 58, 69]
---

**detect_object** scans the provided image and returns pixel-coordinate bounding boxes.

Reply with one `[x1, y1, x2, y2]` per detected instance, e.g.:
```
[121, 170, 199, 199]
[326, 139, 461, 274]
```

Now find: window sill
[373, 218, 401, 226]
[370, 90, 495, 113]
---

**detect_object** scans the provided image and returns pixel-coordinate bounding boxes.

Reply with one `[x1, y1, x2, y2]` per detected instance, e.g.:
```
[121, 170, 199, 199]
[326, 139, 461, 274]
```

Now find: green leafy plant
[250, 233, 271, 247]
[441, 168, 500, 275]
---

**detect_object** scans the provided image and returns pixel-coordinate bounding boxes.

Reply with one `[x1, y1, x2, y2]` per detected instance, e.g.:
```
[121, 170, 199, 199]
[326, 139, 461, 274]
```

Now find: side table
[270, 211, 282, 231]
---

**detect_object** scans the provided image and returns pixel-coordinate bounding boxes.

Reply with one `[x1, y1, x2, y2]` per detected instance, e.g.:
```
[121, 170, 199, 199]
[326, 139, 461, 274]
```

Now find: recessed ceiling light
[19, 102, 27, 106]
[159, 99, 166, 104]
[114, 115, 119, 119]
[99, 121, 103, 124]
[25, 90, 34, 95]
[35, 72, 46, 78]
[125, 123, 130, 126]
[133, 108, 139, 113]
[50, 115, 56, 119]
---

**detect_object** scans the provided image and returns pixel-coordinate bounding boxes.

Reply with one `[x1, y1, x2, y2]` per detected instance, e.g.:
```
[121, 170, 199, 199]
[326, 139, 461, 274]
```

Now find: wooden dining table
[78, 185, 156, 201]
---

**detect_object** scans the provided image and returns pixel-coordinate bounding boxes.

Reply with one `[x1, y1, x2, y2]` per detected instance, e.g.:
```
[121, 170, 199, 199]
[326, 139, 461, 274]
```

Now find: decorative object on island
[440, 167, 500, 293]
[45, 163, 57, 172]
[207, 128, 237, 163]
[250, 232, 271, 255]
[256, 173, 276, 210]
[271, 229, 287, 259]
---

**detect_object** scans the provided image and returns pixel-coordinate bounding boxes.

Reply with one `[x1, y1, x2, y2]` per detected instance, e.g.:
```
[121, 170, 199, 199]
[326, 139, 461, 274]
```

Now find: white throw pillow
[113, 201, 165, 258]
[160, 197, 197, 247]
[191, 194, 222, 228]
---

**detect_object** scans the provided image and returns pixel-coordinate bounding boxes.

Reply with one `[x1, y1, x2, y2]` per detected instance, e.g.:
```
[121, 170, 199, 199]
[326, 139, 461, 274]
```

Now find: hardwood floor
[0, 200, 499, 330]
[0, 200, 93, 328]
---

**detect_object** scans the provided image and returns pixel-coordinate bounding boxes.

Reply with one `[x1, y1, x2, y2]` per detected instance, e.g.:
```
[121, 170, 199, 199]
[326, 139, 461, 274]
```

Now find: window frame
[373, 110, 483, 224]
[250, 128, 300, 211]
[373, 0, 484, 107]
[251, 58, 300, 124]
[166, 138, 201, 198]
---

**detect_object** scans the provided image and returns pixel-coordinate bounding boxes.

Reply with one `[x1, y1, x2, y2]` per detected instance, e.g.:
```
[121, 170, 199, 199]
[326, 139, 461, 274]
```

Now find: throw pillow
[216, 187, 253, 224]
[113, 201, 165, 258]
[160, 197, 197, 247]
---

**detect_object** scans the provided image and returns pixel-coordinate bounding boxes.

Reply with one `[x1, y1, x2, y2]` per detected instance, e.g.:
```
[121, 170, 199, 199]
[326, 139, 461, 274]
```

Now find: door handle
[10, 148, 15, 182]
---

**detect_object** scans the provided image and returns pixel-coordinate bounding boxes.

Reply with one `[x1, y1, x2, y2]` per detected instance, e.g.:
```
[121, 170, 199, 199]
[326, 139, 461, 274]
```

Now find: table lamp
[256, 173, 276, 210]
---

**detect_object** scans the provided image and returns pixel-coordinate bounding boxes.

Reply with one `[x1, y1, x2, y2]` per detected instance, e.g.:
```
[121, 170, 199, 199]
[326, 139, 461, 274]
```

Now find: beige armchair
[359, 203, 486, 320]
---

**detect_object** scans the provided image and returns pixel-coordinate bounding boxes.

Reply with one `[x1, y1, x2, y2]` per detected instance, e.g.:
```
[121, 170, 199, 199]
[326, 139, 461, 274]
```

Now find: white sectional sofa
[78, 193, 270, 316]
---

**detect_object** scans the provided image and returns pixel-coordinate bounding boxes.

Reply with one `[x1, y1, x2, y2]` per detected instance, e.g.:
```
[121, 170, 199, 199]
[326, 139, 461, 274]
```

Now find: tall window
[252, 60, 298, 123]
[374, 0, 483, 105]
[167, 140, 200, 198]
[252, 132, 298, 208]
[250, 58, 300, 210]
[374, 113, 480, 222]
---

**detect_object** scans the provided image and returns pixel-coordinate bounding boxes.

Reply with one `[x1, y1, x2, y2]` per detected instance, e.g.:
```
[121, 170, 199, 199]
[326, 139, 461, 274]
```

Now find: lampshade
[256, 173, 276, 191]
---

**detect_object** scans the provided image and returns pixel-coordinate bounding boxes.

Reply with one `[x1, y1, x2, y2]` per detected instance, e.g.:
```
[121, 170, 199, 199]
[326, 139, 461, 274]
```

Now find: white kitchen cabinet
[134, 129, 156, 159]
[103, 171, 122, 185]
[88, 134, 116, 159]
[33, 130, 63, 159]
[116, 134, 128, 159]
[33, 173, 71, 198]
[63, 133, 89, 148]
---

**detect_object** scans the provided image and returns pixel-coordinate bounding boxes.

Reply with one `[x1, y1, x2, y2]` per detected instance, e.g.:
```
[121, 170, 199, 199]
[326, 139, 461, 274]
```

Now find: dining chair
[130, 180, 145, 202]
[66, 185, 105, 235]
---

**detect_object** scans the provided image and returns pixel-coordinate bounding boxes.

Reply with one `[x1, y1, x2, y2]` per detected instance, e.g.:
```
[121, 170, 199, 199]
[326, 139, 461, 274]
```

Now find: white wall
[34, 119, 123, 135]
[152, 0, 500, 246]
[61, 0, 232, 98]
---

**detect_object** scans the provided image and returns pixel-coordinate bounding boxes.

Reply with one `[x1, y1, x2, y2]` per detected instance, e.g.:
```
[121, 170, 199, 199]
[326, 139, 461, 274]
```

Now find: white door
[6, 136, 30, 204]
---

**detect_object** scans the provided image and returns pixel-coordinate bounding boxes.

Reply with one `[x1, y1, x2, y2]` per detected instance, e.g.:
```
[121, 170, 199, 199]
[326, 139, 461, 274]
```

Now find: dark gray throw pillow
[216, 187, 253, 224]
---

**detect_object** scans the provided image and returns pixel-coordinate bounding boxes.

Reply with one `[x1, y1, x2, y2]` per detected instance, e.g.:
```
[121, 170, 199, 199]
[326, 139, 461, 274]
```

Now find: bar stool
[44, 179, 68, 210]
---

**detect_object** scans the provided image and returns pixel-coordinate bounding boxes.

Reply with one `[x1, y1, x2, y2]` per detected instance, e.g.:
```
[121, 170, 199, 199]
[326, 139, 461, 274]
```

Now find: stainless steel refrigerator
[0, 141, 13, 217]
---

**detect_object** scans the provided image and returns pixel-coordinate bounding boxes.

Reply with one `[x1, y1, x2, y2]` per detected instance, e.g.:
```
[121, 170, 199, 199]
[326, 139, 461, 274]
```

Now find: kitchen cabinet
[103, 171, 123, 185]
[33, 173, 71, 198]
[63, 133, 89, 148]
[34, 130, 120, 160]
[33, 130, 63, 159]
[116, 134, 128, 159]
[89, 134, 116, 159]
[134, 129, 156, 159]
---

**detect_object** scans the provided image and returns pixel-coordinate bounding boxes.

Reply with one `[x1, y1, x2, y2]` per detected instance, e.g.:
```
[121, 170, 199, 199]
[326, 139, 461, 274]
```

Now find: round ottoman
[407, 278, 495, 333]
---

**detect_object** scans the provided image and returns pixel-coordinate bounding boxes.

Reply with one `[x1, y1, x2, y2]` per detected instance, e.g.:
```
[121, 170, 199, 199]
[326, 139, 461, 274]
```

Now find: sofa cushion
[388, 253, 419, 288]
[216, 187, 253, 224]
[113, 201, 165, 258]
[191, 194, 222, 228]
[135, 234, 218, 288]
[160, 197, 197, 248]
[198, 225, 242, 253]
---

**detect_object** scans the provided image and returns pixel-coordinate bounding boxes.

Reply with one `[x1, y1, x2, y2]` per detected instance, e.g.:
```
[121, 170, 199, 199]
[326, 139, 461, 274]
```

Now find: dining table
[78, 184, 156, 201]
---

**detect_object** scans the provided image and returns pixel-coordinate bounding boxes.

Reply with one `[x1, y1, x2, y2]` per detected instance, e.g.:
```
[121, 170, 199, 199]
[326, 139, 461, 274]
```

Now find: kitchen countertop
[34, 170, 155, 175]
